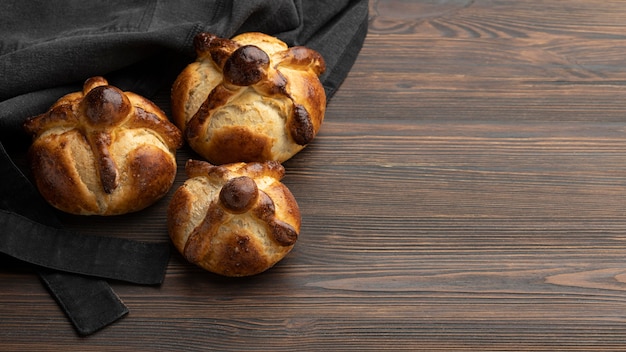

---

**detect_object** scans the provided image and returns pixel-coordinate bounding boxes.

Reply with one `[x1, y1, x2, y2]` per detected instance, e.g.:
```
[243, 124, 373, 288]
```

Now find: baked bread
[171, 32, 326, 164]
[23, 76, 183, 215]
[167, 159, 301, 276]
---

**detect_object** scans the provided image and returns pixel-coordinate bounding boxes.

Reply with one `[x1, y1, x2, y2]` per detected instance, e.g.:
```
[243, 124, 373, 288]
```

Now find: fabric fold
[39, 270, 129, 336]
[0, 210, 170, 285]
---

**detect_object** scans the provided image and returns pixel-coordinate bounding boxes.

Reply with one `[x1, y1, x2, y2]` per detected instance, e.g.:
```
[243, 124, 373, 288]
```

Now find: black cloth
[0, 210, 170, 284]
[39, 270, 130, 336]
[0, 0, 368, 335]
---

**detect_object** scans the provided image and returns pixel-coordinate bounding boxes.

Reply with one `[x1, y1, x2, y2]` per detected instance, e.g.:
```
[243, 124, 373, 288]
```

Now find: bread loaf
[167, 159, 301, 276]
[171, 32, 326, 164]
[23, 76, 183, 215]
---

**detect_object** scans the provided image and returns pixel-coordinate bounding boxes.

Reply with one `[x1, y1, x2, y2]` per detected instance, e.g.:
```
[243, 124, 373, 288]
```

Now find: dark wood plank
[4, 0, 626, 350]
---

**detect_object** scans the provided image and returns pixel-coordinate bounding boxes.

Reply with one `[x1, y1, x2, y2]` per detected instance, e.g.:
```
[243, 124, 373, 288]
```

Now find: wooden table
[4, 0, 626, 350]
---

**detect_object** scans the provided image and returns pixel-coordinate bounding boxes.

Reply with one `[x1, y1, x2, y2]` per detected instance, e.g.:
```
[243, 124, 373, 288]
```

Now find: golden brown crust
[170, 32, 326, 165]
[167, 159, 301, 277]
[24, 77, 183, 216]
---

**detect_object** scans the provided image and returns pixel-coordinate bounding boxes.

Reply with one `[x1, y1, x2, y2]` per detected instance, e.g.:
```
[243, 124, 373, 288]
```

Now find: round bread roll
[168, 159, 301, 277]
[23, 76, 183, 216]
[171, 32, 326, 164]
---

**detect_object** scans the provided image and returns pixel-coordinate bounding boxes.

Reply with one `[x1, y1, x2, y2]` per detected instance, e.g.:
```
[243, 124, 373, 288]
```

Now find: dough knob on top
[219, 176, 259, 214]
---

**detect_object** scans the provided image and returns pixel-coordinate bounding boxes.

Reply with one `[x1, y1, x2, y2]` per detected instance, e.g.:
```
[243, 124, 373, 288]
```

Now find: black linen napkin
[0, 0, 368, 335]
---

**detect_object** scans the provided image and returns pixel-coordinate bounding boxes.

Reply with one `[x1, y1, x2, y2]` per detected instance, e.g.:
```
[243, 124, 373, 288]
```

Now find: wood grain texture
[4, 0, 626, 350]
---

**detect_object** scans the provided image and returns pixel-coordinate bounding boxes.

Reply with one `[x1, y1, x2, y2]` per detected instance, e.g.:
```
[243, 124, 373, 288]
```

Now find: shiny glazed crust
[171, 32, 326, 164]
[23, 76, 183, 215]
[167, 160, 301, 277]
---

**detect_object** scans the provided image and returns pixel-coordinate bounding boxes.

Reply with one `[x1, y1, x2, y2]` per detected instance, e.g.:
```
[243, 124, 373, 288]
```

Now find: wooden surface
[4, 0, 626, 350]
